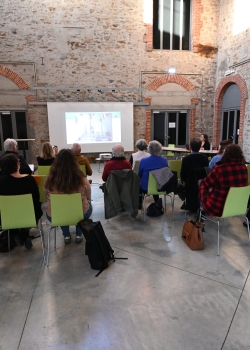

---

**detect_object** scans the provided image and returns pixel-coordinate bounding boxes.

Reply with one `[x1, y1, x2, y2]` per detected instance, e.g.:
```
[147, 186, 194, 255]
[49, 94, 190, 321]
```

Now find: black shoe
[24, 237, 33, 250]
[243, 222, 248, 228]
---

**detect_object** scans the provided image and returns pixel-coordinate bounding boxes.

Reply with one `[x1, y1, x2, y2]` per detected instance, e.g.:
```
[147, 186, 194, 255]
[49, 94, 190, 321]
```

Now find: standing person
[44, 149, 92, 244]
[37, 142, 58, 166]
[138, 140, 168, 208]
[200, 144, 248, 217]
[209, 139, 232, 169]
[129, 139, 150, 170]
[102, 144, 131, 182]
[200, 134, 210, 150]
[0, 138, 32, 175]
[180, 138, 209, 183]
[0, 154, 42, 249]
[71, 142, 92, 176]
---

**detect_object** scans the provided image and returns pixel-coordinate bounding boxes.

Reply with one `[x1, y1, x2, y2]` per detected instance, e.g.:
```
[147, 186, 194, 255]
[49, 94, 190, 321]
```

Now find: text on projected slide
[65, 112, 121, 144]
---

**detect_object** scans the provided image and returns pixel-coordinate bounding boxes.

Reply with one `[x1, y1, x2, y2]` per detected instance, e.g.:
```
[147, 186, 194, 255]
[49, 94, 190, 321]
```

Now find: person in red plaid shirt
[200, 144, 248, 217]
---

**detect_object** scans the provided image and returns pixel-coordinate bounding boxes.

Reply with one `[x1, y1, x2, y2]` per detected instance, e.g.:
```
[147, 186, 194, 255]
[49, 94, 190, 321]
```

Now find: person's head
[41, 142, 55, 159]
[44, 149, 84, 193]
[148, 140, 162, 156]
[112, 144, 124, 157]
[221, 144, 245, 164]
[189, 138, 201, 152]
[218, 139, 232, 154]
[4, 138, 17, 152]
[71, 143, 81, 154]
[0, 154, 19, 175]
[135, 139, 148, 151]
[200, 134, 208, 143]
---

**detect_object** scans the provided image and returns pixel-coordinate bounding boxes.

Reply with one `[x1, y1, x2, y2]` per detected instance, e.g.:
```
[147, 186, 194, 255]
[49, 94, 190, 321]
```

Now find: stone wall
[0, 0, 220, 162]
[216, 0, 250, 160]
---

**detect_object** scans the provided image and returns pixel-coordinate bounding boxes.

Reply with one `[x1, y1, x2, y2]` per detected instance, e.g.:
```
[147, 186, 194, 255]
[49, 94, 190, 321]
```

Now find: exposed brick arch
[147, 74, 196, 91]
[0, 64, 36, 104]
[0, 65, 30, 89]
[214, 74, 248, 146]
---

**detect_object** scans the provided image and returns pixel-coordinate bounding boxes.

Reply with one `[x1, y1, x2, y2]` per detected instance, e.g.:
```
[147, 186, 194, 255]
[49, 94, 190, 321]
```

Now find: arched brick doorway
[214, 74, 248, 146]
[144, 74, 198, 143]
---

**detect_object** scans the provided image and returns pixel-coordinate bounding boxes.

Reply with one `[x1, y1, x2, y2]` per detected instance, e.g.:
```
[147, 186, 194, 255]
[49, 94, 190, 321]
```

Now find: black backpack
[146, 198, 164, 217]
[77, 219, 127, 277]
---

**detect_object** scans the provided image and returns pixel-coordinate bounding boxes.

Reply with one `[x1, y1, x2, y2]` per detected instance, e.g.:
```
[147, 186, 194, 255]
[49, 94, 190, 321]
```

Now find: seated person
[199, 134, 210, 150]
[102, 144, 132, 182]
[44, 149, 92, 245]
[209, 139, 232, 169]
[37, 142, 57, 166]
[0, 138, 32, 175]
[200, 144, 248, 217]
[71, 143, 92, 176]
[180, 138, 209, 183]
[0, 154, 43, 249]
[129, 139, 150, 170]
[138, 140, 168, 208]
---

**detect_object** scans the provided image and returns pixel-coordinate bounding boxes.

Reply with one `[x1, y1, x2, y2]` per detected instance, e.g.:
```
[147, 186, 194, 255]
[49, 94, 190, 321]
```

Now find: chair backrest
[168, 160, 182, 179]
[38, 165, 51, 176]
[79, 164, 86, 176]
[50, 193, 83, 226]
[246, 164, 250, 185]
[221, 185, 250, 218]
[33, 175, 47, 202]
[167, 144, 175, 157]
[134, 161, 140, 174]
[147, 172, 166, 195]
[0, 194, 36, 229]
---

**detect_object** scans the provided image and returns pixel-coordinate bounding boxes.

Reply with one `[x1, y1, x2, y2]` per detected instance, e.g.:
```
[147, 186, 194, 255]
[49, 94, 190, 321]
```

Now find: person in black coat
[199, 134, 210, 151]
[180, 138, 209, 182]
[0, 154, 42, 249]
[0, 138, 32, 175]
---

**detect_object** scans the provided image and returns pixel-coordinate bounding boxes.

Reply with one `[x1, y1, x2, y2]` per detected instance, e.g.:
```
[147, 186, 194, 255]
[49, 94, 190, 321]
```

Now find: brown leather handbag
[181, 220, 204, 250]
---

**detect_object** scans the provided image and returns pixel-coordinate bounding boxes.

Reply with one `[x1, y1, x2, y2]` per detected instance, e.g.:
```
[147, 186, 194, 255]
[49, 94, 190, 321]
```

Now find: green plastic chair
[166, 144, 175, 157]
[169, 160, 182, 179]
[46, 193, 84, 265]
[142, 172, 174, 222]
[79, 164, 86, 176]
[200, 185, 250, 256]
[134, 161, 140, 175]
[0, 194, 44, 258]
[38, 165, 51, 176]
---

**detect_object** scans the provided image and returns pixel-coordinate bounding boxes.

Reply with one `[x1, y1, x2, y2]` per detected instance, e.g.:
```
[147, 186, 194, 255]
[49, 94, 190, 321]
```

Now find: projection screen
[47, 102, 134, 153]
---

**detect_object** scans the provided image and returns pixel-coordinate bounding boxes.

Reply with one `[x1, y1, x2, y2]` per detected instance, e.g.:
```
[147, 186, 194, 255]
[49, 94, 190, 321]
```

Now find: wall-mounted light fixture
[168, 67, 176, 74]
[224, 69, 235, 76]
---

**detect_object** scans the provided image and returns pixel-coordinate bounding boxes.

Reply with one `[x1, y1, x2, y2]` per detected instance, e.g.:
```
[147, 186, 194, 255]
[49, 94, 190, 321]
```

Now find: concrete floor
[0, 164, 250, 350]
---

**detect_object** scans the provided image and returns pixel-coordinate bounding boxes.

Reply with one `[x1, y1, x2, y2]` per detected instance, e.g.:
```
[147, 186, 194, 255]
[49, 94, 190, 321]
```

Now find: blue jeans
[46, 202, 92, 237]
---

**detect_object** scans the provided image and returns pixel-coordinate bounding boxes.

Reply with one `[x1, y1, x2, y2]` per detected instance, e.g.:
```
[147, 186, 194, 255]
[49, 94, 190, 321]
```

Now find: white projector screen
[47, 102, 134, 153]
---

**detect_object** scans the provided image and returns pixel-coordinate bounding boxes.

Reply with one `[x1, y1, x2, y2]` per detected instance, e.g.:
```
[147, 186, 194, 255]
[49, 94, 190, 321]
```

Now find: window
[153, 0, 191, 50]
[0, 111, 29, 153]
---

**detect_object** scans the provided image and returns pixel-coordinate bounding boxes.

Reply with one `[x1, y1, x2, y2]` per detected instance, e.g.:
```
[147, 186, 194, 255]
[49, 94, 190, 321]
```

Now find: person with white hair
[102, 144, 132, 182]
[129, 139, 150, 170]
[71, 143, 92, 176]
[0, 138, 32, 175]
[138, 140, 168, 209]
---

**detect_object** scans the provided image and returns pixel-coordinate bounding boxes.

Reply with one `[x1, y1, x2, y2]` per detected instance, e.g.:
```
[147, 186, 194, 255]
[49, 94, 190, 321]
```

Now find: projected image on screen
[65, 112, 121, 144]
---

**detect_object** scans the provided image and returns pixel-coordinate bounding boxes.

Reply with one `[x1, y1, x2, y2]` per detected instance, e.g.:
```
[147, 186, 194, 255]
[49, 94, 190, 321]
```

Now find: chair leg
[143, 194, 146, 222]
[54, 227, 56, 249]
[47, 228, 51, 266]
[164, 194, 166, 213]
[217, 220, 220, 256]
[8, 230, 10, 252]
[172, 193, 175, 221]
[246, 217, 250, 241]
[39, 221, 46, 265]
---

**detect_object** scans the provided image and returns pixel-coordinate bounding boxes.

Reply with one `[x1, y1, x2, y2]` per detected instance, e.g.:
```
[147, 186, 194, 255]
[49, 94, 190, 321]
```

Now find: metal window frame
[159, 0, 189, 50]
